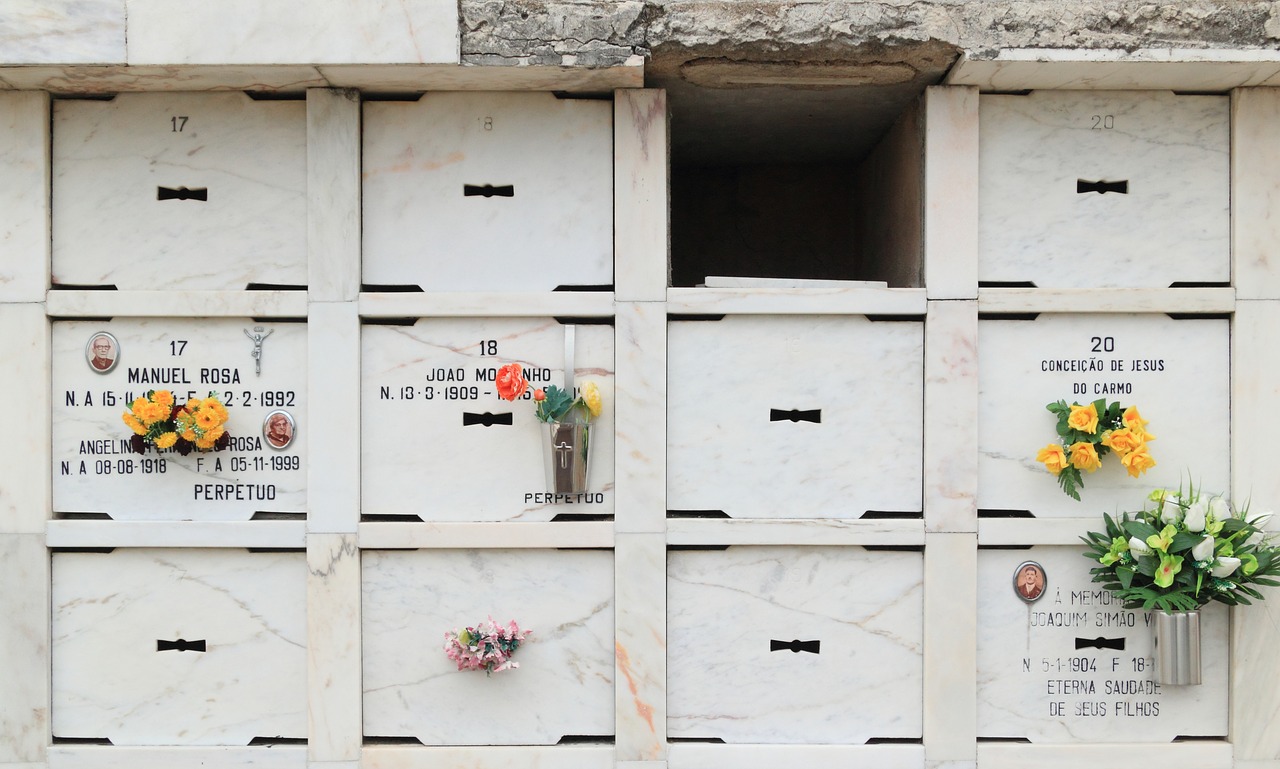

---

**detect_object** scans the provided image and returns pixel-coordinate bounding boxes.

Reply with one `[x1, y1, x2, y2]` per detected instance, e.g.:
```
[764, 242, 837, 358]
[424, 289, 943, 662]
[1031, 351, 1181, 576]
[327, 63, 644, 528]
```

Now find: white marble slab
[614, 89, 668, 302]
[667, 546, 923, 743]
[308, 89, 362, 303]
[362, 549, 615, 745]
[667, 316, 924, 518]
[0, 304, 50, 534]
[980, 91, 1229, 288]
[1232, 88, 1280, 300]
[362, 319, 614, 521]
[667, 744, 924, 769]
[51, 549, 307, 745]
[0, 535, 49, 763]
[362, 745, 616, 769]
[52, 92, 306, 290]
[0, 1, 125, 64]
[307, 534, 361, 761]
[977, 314, 1229, 518]
[923, 533, 978, 756]
[52, 319, 308, 520]
[306, 303, 359, 534]
[614, 534, 666, 760]
[924, 300, 978, 533]
[976, 547, 1228, 742]
[0, 91, 49, 302]
[363, 92, 612, 292]
[924, 86, 978, 299]
[47, 745, 307, 768]
[124, 0, 457, 65]
[614, 304, 665, 534]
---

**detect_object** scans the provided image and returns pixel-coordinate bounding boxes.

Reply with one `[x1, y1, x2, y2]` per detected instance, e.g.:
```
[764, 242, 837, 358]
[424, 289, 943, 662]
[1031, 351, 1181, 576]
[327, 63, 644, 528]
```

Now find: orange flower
[1036, 444, 1068, 475]
[1067, 402, 1099, 434]
[122, 412, 147, 436]
[1121, 446, 1156, 478]
[1069, 441, 1102, 473]
[1122, 406, 1154, 440]
[1101, 428, 1144, 455]
[495, 363, 529, 401]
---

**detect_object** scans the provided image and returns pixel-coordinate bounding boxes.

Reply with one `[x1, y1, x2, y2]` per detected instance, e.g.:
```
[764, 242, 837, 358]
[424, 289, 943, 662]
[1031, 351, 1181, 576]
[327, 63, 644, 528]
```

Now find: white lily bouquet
[1081, 484, 1280, 612]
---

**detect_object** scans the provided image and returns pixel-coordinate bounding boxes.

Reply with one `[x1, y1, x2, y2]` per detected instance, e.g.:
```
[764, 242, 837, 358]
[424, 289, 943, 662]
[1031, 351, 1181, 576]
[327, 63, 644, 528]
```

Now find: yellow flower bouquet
[122, 390, 231, 455]
[1037, 398, 1155, 500]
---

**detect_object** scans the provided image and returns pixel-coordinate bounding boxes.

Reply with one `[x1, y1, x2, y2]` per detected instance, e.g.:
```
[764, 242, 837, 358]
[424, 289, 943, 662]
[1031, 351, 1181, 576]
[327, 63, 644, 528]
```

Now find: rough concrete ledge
[461, 1, 1280, 69]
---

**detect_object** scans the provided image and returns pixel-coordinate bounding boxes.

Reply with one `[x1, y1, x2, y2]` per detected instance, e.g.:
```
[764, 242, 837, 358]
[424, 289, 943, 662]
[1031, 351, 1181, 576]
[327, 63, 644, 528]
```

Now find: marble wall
[1, 46, 1279, 769]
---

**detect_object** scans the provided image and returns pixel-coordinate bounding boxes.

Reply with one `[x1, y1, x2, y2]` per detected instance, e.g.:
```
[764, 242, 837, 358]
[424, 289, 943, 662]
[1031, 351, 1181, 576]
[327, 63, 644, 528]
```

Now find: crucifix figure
[244, 326, 274, 376]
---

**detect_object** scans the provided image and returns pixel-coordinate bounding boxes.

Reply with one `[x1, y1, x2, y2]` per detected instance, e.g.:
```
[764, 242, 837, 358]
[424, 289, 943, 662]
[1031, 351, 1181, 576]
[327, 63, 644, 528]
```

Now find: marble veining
[52, 93, 306, 290]
[362, 318, 615, 521]
[668, 546, 923, 743]
[980, 91, 1229, 288]
[976, 547, 1227, 742]
[363, 92, 612, 292]
[52, 319, 308, 520]
[362, 549, 615, 745]
[977, 314, 1229, 518]
[0, 0, 125, 64]
[52, 549, 307, 745]
[667, 315, 924, 518]
[124, 0, 458, 65]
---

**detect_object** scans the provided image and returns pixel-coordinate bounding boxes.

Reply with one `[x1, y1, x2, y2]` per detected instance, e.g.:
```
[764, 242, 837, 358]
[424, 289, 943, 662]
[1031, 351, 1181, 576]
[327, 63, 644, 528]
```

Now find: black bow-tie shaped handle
[157, 186, 209, 201]
[770, 408, 822, 424]
[156, 638, 207, 652]
[1076, 179, 1129, 195]
[770, 638, 821, 654]
[464, 184, 515, 198]
[462, 412, 514, 427]
[1075, 636, 1126, 651]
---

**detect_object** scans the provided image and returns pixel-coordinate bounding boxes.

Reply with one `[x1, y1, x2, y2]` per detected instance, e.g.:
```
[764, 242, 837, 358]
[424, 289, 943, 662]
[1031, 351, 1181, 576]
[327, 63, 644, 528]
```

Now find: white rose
[1129, 537, 1154, 557]
[1161, 497, 1185, 525]
[1182, 499, 1207, 528]
[1192, 535, 1216, 562]
[1211, 557, 1241, 578]
[1209, 496, 1231, 520]
[1184, 503, 1207, 533]
[1246, 531, 1265, 548]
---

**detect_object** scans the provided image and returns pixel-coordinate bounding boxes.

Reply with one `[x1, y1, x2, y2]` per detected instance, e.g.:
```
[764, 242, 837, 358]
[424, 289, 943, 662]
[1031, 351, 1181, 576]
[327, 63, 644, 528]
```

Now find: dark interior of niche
[661, 58, 948, 288]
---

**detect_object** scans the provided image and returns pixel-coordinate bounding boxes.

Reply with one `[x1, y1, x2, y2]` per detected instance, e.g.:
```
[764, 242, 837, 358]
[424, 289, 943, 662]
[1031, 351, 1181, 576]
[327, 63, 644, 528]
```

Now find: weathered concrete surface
[462, 1, 1280, 68]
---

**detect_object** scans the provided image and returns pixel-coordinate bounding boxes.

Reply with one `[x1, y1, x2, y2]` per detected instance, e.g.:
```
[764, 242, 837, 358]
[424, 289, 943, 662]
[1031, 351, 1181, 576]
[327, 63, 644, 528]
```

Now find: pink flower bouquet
[443, 618, 531, 676]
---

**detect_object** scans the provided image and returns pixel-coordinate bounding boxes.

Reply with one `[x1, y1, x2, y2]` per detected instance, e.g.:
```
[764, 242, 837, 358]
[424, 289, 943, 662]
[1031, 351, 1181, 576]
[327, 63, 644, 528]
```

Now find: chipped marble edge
[946, 48, 1280, 91]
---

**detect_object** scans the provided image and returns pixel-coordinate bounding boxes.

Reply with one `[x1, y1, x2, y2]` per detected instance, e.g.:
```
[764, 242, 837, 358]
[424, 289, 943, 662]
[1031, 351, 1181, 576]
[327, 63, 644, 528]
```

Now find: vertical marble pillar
[1231, 87, 1280, 300]
[615, 303, 666, 534]
[923, 86, 978, 300]
[614, 89, 669, 302]
[0, 91, 49, 301]
[923, 533, 977, 761]
[924, 300, 977, 534]
[307, 534, 361, 763]
[615, 533, 666, 761]
[0, 304, 49, 534]
[308, 89, 361, 303]
[0, 534, 50, 762]
[1230, 300, 1280, 761]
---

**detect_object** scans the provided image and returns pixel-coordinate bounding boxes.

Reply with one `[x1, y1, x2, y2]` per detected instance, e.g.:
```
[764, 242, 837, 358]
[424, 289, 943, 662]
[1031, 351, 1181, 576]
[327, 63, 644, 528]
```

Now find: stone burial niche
[655, 41, 960, 289]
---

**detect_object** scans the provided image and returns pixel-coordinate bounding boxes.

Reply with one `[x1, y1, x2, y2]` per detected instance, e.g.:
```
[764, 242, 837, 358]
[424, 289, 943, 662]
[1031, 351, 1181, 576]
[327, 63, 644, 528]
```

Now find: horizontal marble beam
[977, 287, 1235, 314]
[358, 521, 614, 549]
[358, 292, 615, 319]
[666, 517, 925, 546]
[47, 290, 308, 319]
[46, 520, 306, 548]
[667, 286, 927, 316]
